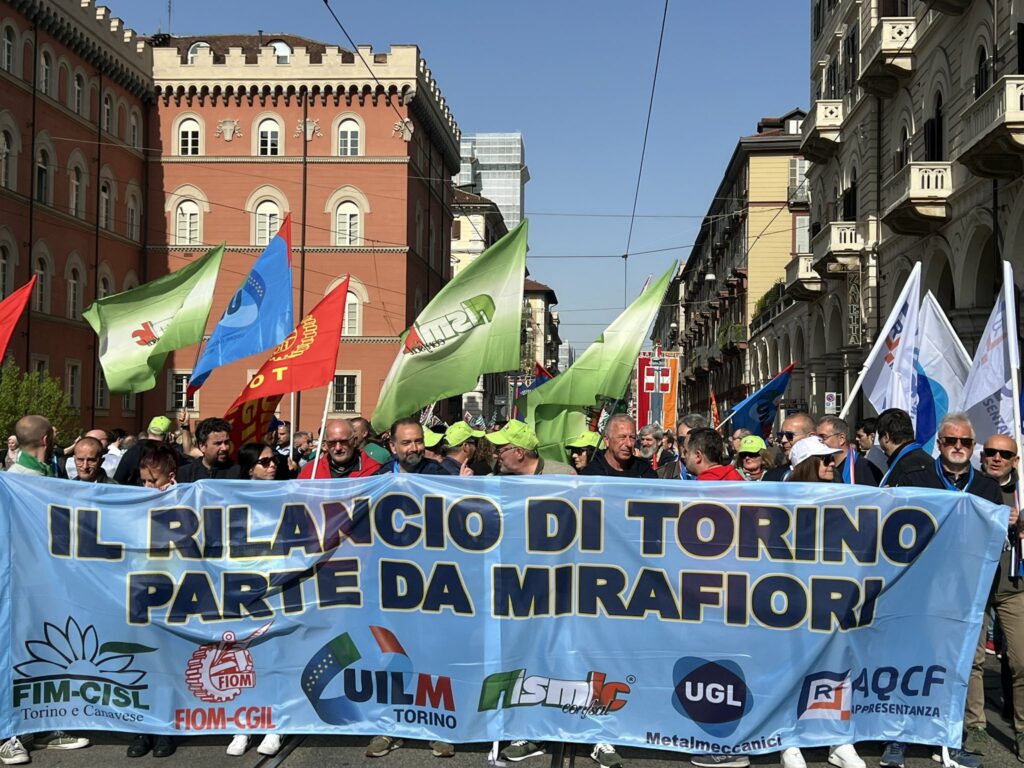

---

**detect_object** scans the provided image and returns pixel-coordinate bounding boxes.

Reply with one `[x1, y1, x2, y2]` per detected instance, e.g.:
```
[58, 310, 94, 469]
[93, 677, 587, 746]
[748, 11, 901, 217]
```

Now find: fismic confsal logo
[13, 617, 155, 721]
[185, 622, 272, 703]
[402, 294, 495, 355]
[671, 657, 751, 737]
[478, 668, 632, 717]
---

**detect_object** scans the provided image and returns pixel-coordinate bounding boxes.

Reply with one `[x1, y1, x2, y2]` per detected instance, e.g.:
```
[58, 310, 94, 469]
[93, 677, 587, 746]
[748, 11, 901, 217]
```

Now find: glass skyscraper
[457, 133, 529, 228]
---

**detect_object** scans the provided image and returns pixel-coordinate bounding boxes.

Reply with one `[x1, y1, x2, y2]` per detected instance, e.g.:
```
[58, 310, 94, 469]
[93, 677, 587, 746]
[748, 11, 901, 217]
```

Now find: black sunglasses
[737, 452, 761, 461]
[256, 457, 276, 467]
[938, 436, 974, 448]
[820, 454, 836, 466]
[983, 447, 1017, 460]
[777, 431, 796, 441]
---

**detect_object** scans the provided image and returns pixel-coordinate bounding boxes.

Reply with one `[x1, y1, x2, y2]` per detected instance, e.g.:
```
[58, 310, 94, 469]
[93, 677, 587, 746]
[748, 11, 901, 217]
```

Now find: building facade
[456, 132, 529, 229]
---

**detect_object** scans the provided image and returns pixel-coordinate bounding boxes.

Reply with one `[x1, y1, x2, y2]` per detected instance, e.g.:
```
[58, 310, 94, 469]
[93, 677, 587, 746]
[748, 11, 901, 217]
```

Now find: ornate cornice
[155, 156, 410, 165]
[149, 245, 409, 255]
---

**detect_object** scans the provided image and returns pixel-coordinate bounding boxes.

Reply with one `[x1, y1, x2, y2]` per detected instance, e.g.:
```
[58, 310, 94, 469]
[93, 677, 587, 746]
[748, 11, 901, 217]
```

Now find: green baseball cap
[565, 430, 603, 450]
[738, 435, 767, 454]
[148, 416, 172, 436]
[485, 420, 539, 451]
[423, 429, 443, 448]
[445, 421, 485, 447]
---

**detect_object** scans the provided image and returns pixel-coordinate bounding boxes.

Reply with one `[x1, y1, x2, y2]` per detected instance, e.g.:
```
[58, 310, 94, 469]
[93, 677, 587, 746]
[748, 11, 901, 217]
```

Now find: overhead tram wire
[622, 0, 670, 306]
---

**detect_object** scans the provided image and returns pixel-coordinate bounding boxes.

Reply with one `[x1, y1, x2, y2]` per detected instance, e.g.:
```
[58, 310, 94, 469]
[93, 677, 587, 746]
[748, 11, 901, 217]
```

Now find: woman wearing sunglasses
[226, 443, 282, 758]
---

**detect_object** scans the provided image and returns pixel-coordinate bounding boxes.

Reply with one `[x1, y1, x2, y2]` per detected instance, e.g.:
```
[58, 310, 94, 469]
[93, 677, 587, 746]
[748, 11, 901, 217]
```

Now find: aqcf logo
[797, 671, 851, 721]
[671, 657, 751, 737]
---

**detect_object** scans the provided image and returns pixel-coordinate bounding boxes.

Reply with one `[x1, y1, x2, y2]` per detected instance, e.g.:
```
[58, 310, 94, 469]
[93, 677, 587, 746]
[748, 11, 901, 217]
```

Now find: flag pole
[289, 390, 296, 455]
[309, 385, 331, 480]
[1003, 263, 1024, 495]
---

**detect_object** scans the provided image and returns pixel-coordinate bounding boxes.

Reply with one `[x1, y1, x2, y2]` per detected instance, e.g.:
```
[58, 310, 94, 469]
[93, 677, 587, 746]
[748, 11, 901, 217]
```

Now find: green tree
[0, 357, 81, 439]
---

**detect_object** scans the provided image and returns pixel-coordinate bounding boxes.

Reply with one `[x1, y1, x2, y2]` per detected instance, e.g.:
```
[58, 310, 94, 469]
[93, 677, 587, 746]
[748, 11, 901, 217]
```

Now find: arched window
[336, 201, 360, 245]
[975, 47, 989, 99]
[0, 244, 9, 298]
[338, 118, 360, 156]
[129, 114, 139, 149]
[99, 182, 111, 229]
[894, 125, 910, 174]
[343, 291, 360, 336]
[0, 130, 12, 189]
[98, 274, 112, 298]
[175, 200, 200, 245]
[102, 94, 113, 133]
[269, 40, 291, 64]
[2, 27, 14, 73]
[33, 256, 48, 312]
[925, 92, 944, 161]
[254, 200, 280, 246]
[187, 41, 210, 64]
[179, 118, 200, 156]
[73, 74, 84, 115]
[69, 166, 83, 217]
[35, 149, 49, 204]
[258, 118, 280, 156]
[126, 197, 139, 240]
[40, 52, 52, 95]
[67, 265, 81, 319]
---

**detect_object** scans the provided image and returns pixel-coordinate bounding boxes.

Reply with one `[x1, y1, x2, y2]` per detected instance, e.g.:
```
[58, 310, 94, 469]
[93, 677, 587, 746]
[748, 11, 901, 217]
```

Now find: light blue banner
[0, 473, 1006, 754]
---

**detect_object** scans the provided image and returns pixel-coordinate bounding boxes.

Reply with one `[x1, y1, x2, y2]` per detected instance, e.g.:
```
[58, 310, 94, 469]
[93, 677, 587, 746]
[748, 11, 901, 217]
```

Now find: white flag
[862, 262, 922, 415]
[958, 261, 1021, 445]
[913, 291, 971, 453]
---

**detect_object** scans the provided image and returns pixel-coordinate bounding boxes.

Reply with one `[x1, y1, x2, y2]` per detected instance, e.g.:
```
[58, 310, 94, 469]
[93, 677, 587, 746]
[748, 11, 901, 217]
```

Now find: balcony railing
[787, 184, 810, 208]
[811, 222, 865, 278]
[959, 76, 1024, 178]
[800, 100, 844, 164]
[784, 254, 823, 300]
[859, 18, 916, 97]
[881, 162, 953, 235]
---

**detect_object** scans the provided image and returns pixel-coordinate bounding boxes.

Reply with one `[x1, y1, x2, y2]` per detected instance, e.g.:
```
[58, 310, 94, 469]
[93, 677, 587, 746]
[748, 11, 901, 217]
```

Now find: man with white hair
[638, 423, 680, 479]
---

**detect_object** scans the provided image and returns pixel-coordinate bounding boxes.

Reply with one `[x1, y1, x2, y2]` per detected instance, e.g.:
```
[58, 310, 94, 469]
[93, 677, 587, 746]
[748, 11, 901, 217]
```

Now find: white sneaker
[829, 744, 866, 768]
[0, 738, 28, 766]
[226, 735, 249, 756]
[257, 734, 282, 756]
[782, 747, 807, 768]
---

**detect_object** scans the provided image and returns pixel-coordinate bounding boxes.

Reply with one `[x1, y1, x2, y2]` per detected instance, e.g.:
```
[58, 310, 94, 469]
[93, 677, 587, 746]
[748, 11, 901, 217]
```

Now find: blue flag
[727, 362, 794, 438]
[187, 216, 294, 397]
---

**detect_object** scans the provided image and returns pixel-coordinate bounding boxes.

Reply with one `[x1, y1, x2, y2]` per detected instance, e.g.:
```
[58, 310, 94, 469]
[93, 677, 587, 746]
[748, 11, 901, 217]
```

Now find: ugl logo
[671, 657, 751, 737]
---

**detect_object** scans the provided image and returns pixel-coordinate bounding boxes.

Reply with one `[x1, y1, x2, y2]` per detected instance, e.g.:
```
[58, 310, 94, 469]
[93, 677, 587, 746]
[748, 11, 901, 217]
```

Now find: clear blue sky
[115, 0, 809, 354]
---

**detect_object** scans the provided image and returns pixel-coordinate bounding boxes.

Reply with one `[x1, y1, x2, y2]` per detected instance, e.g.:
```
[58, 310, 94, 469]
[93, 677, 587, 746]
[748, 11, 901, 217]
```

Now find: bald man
[65, 429, 108, 479]
[7, 415, 55, 477]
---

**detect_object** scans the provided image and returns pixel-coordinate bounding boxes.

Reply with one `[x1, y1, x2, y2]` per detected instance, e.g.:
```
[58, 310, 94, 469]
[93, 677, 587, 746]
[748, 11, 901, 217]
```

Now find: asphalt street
[16, 659, 1024, 768]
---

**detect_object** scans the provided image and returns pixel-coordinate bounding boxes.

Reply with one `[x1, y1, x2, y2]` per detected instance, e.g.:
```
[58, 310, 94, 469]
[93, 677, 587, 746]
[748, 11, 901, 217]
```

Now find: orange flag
[0, 276, 36, 360]
[710, 389, 721, 430]
[224, 276, 350, 444]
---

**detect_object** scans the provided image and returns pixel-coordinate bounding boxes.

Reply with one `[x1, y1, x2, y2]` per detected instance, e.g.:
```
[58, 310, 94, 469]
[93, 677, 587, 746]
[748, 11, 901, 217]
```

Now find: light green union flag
[372, 221, 529, 431]
[84, 245, 224, 393]
[520, 261, 678, 461]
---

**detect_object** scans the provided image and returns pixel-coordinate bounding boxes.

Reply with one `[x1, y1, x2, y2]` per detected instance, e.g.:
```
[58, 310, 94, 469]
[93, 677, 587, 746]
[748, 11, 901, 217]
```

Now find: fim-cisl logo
[672, 657, 752, 737]
[13, 617, 154, 724]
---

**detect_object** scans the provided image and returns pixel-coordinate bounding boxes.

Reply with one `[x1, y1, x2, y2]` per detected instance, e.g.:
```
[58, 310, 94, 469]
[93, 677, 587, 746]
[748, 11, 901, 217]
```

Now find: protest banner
[0, 474, 1005, 753]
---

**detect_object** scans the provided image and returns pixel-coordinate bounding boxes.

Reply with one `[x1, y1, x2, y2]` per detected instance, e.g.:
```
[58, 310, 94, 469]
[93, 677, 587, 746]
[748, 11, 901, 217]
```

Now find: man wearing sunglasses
[763, 412, 815, 481]
[875, 408, 935, 488]
[816, 416, 880, 486]
[879, 414, 999, 768]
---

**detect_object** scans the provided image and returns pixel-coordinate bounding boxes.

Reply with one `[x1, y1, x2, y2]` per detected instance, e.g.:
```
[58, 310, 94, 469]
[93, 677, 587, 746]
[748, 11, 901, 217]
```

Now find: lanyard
[392, 459, 402, 474]
[934, 456, 973, 493]
[842, 446, 856, 484]
[879, 442, 922, 487]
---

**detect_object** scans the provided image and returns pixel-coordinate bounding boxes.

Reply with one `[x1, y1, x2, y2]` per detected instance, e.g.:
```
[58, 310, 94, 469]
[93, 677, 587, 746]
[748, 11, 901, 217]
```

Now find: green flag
[84, 245, 224, 393]
[520, 261, 678, 460]
[372, 221, 529, 431]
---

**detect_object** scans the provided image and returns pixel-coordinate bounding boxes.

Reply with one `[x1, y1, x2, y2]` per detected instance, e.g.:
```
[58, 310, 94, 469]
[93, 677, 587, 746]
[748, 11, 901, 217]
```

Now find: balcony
[922, 0, 971, 13]
[787, 184, 810, 210]
[784, 254, 823, 300]
[881, 162, 953, 235]
[800, 100, 844, 164]
[960, 76, 1024, 178]
[717, 323, 748, 354]
[811, 222, 865, 279]
[859, 18, 917, 97]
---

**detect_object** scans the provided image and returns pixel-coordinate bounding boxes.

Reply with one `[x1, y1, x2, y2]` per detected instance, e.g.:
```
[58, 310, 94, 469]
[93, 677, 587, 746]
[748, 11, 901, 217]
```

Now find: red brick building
[0, 0, 460, 433]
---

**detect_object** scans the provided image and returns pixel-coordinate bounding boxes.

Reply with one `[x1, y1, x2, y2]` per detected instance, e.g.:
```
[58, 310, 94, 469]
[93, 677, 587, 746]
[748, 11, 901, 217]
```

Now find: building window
[102, 94, 113, 133]
[2, 27, 14, 73]
[924, 92, 944, 161]
[65, 360, 81, 408]
[269, 40, 291, 64]
[332, 374, 357, 413]
[254, 200, 280, 246]
[187, 41, 210, 64]
[0, 129, 12, 189]
[975, 47, 990, 99]
[98, 275, 112, 298]
[73, 74, 84, 115]
[67, 265, 83, 319]
[127, 199, 138, 240]
[179, 118, 200, 156]
[894, 125, 911, 174]
[258, 118, 279, 156]
[35, 149, 49, 204]
[795, 215, 810, 254]
[343, 292, 360, 336]
[175, 200, 200, 245]
[69, 167, 83, 217]
[99, 182, 111, 229]
[95, 368, 108, 410]
[169, 372, 196, 410]
[122, 391, 136, 414]
[842, 24, 858, 96]
[33, 257, 48, 312]
[129, 114, 139, 148]
[338, 119, 360, 156]
[40, 52, 51, 95]
[0, 244, 9, 298]
[30, 356, 47, 376]
[335, 201, 360, 245]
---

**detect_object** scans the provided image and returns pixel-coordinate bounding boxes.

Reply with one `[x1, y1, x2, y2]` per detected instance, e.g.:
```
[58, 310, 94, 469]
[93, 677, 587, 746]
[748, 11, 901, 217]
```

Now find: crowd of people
[0, 405, 1017, 768]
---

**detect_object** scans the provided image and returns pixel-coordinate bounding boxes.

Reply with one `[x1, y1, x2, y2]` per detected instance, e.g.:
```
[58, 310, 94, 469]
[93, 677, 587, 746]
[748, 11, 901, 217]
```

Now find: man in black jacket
[176, 417, 241, 482]
[763, 412, 815, 481]
[876, 408, 934, 488]
[816, 415, 881, 486]
[375, 418, 450, 475]
[581, 414, 656, 479]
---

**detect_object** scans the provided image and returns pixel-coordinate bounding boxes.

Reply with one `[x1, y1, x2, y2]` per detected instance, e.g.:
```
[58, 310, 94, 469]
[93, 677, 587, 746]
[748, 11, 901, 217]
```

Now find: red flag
[226, 276, 350, 413]
[710, 390, 721, 429]
[0, 276, 36, 360]
[224, 394, 283, 452]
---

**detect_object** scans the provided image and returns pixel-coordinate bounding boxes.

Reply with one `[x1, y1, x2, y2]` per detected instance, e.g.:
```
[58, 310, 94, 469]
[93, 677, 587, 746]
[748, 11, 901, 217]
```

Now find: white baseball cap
[790, 436, 840, 468]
